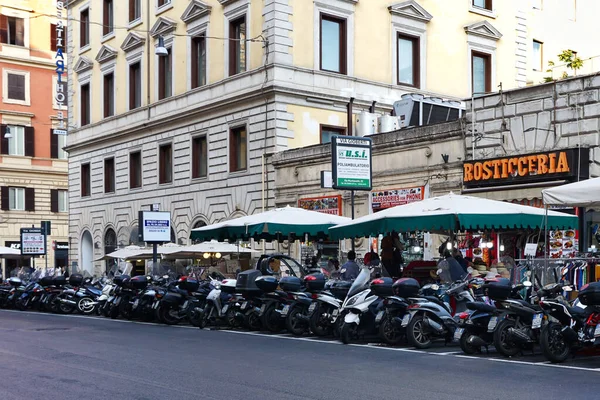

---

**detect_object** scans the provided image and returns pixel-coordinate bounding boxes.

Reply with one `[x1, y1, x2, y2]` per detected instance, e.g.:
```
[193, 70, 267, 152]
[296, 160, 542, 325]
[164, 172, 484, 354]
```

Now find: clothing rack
[514, 258, 600, 290]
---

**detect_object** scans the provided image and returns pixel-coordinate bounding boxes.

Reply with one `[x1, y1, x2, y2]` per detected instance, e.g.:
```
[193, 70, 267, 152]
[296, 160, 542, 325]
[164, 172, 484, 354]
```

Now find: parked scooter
[308, 280, 347, 337]
[198, 277, 237, 328]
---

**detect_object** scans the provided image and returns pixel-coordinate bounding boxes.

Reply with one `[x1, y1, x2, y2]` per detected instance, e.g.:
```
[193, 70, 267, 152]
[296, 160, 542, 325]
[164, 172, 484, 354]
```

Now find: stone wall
[466, 73, 600, 177]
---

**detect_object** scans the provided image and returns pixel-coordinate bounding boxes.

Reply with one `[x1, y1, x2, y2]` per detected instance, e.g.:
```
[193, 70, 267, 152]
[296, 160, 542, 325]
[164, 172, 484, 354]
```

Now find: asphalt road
[0, 310, 598, 400]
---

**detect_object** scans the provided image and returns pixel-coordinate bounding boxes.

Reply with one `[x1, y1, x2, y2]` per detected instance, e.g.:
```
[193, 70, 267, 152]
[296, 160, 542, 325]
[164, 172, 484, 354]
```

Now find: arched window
[192, 220, 207, 244]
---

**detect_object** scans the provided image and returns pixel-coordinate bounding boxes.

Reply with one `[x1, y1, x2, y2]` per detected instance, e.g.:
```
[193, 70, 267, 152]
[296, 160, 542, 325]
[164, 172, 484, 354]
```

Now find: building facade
[65, 0, 600, 275]
[0, 1, 69, 277]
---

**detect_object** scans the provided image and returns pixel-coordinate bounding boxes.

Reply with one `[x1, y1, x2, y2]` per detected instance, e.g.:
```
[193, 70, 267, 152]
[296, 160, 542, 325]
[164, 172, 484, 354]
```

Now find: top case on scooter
[255, 275, 279, 293]
[113, 275, 130, 287]
[69, 274, 84, 287]
[177, 277, 199, 292]
[304, 273, 326, 293]
[370, 277, 394, 297]
[579, 282, 600, 306]
[482, 278, 512, 300]
[40, 276, 54, 287]
[237, 270, 263, 294]
[130, 275, 149, 290]
[392, 278, 420, 298]
[52, 276, 66, 286]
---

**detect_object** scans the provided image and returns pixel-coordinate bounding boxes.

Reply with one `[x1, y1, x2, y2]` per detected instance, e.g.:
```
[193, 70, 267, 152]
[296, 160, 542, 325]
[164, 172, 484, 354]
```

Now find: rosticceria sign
[463, 148, 588, 188]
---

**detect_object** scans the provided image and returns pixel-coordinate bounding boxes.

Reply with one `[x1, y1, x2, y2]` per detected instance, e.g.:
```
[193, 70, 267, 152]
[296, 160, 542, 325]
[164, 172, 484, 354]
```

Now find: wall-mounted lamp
[155, 36, 168, 57]
[3, 126, 11, 139]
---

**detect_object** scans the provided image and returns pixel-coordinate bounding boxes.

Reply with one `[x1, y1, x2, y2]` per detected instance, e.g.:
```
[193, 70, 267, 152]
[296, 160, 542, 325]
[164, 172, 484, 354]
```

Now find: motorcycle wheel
[285, 306, 307, 336]
[57, 295, 75, 314]
[540, 322, 570, 363]
[340, 322, 359, 345]
[119, 296, 133, 320]
[198, 304, 211, 329]
[333, 312, 345, 338]
[158, 305, 180, 325]
[379, 315, 404, 346]
[309, 304, 332, 337]
[48, 295, 59, 313]
[261, 303, 284, 333]
[406, 315, 432, 349]
[77, 297, 96, 315]
[493, 319, 521, 357]
[226, 307, 240, 328]
[109, 301, 120, 319]
[188, 306, 204, 327]
[246, 310, 262, 331]
[16, 297, 28, 311]
[459, 328, 480, 355]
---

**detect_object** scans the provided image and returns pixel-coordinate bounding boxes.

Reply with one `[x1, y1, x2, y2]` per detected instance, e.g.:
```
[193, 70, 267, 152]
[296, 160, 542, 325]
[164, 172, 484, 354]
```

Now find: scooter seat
[423, 296, 447, 309]
[567, 305, 587, 316]
[466, 302, 496, 314]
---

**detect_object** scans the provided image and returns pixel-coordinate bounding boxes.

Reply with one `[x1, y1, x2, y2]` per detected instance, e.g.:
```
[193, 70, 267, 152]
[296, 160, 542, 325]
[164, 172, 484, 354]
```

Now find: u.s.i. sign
[331, 136, 372, 191]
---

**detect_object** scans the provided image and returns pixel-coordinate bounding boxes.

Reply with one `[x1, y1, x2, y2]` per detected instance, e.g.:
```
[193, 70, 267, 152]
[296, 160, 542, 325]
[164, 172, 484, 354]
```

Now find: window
[51, 189, 68, 213]
[472, 51, 491, 94]
[50, 23, 68, 52]
[158, 47, 172, 100]
[129, 151, 142, 189]
[7, 125, 24, 156]
[320, 14, 347, 74]
[159, 144, 172, 184]
[50, 130, 67, 159]
[229, 16, 246, 76]
[397, 33, 420, 87]
[104, 158, 115, 193]
[191, 34, 207, 89]
[472, 0, 493, 11]
[0, 16, 25, 46]
[80, 9, 89, 47]
[533, 40, 543, 71]
[81, 163, 91, 197]
[129, 62, 142, 110]
[158, 0, 171, 6]
[103, 0, 114, 36]
[8, 187, 24, 210]
[320, 125, 346, 144]
[80, 83, 90, 126]
[229, 126, 247, 172]
[129, 0, 141, 22]
[6, 73, 25, 101]
[192, 136, 207, 178]
[103, 73, 114, 118]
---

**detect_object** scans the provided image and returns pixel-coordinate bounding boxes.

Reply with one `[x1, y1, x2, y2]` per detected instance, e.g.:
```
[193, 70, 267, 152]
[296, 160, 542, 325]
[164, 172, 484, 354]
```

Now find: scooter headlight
[347, 297, 357, 306]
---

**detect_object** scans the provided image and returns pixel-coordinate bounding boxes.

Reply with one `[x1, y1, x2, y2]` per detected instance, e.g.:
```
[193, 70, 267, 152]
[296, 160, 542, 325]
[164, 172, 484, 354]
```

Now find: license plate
[308, 303, 317, 313]
[222, 304, 229, 314]
[454, 327, 464, 342]
[260, 304, 266, 316]
[488, 316, 498, 332]
[401, 314, 410, 327]
[281, 305, 290, 316]
[595, 324, 600, 338]
[375, 310, 385, 323]
[241, 302, 247, 310]
[532, 313, 543, 330]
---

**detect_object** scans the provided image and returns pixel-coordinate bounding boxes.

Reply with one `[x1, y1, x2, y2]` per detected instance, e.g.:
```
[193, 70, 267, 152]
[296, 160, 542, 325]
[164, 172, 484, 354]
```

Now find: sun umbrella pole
[544, 205, 548, 269]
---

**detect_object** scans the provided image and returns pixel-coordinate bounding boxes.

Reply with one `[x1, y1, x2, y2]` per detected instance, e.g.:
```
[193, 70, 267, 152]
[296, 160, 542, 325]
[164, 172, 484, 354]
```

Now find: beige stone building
[65, 0, 600, 275]
[0, 1, 68, 277]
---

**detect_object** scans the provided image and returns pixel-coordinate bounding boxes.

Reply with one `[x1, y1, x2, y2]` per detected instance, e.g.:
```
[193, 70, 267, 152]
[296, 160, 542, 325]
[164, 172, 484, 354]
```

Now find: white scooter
[198, 277, 237, 328]
[338, 267, 380, 344]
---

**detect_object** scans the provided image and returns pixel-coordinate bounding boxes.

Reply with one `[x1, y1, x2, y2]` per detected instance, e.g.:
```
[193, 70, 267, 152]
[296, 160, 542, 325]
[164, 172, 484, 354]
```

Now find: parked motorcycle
[156, 276, 206, 325]
[198, 277, 237, 328]
[538, 282, 600, 363]
[308, 279, 347, 337]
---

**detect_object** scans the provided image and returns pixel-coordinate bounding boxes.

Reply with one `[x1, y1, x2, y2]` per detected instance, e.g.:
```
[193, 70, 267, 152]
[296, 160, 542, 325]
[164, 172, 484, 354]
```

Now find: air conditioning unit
[394, 94, 464, 129]
[378, 115, 400, 133]
[356, 111, 378, 137]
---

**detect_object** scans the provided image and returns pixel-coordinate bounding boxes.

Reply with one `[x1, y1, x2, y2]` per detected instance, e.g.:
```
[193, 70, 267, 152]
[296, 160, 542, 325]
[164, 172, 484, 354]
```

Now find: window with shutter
[25, 187, 34, 211]
[104, 157, 115, 193]
[158, 144, 172, 184]
[24, 126, 34, 157]
[103, 73, 114, 118]
[129, 151, 142, 189]
[80, 9, 89, 47]
[0, 125, 7, 155]
[1, 16, 24, 46]
[0, 186, 8, 211]
[81, 83, 90, 126]
[50, 129, 58, 159]
[129, 62, 142, 110]
[103, 0, 114, 36]
[50, 189, 58, 212]
[50, 23, 57, 51]
[81, 163, 91, 197]
[229, 126, 247, 172]
[7, 73, 25, 101]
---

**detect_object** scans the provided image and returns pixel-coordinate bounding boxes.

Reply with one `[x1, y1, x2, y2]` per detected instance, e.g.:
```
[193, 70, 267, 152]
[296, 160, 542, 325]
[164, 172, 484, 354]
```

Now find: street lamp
[155, 36, 168, 57]
[3, 126, 11, 139]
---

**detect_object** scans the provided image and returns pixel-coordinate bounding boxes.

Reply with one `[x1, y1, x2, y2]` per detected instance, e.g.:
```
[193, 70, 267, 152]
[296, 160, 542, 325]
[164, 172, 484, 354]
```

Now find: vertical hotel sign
[54, 2, 67, 136]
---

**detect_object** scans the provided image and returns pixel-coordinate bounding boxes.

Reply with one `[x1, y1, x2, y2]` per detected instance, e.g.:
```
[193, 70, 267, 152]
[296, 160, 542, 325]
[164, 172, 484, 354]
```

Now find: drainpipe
[146, 0, 151, 119]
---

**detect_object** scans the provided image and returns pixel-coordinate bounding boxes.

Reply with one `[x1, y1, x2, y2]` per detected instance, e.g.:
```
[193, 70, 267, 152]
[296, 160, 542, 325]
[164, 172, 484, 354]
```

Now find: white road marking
[2, 309, 599, 372]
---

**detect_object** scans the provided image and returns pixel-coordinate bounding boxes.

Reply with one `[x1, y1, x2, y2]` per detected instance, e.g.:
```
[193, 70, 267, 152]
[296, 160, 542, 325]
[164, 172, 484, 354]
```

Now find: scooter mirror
[163, 274, 169, 279]
[564, 285, 573, 292]
[467, 267, 474, 274]
[436, 269, 442, 276]
[523, 281, 533, 287]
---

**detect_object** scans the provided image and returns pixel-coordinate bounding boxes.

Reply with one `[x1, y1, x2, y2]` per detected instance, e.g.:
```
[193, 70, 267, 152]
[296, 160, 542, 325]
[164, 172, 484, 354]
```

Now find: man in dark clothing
[340, 250, 360, 281]
[453, 249, 469, 274]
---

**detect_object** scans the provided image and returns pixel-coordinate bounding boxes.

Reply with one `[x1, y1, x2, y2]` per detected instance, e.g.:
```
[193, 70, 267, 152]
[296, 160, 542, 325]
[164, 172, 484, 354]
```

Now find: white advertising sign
[141, 211, 171, 242]
[21, 228, 46, 255]
[331, 136, 372, 191]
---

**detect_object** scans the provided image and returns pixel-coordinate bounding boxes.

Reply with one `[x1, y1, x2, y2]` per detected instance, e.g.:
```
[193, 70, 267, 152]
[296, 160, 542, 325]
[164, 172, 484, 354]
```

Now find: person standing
[340, 250, 360, 281]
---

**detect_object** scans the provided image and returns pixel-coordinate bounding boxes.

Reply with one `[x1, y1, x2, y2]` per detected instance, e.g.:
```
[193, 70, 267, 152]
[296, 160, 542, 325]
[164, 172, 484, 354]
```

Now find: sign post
[331, 136, 373, 251]
[41, 221, 51, 271]
[139, 208, 170, 274]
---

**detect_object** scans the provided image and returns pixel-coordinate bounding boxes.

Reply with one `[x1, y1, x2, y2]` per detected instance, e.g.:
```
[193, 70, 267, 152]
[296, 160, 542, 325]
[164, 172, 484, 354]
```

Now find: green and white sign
[331, 136, 372, 191]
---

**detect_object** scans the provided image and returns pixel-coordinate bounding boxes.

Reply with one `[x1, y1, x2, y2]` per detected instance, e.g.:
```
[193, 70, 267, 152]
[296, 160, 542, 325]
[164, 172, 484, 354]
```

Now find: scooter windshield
[346, 267, 371, 298]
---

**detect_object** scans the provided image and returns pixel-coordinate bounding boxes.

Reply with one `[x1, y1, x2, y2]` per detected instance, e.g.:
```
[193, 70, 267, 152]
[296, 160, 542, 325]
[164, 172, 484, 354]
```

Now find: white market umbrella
[328, 192, 578, 239]
[542, 177, 600, 208]
[190, 206, 351, 241]
[163, 240, 259, 258]
[0, 246, 22, 257]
